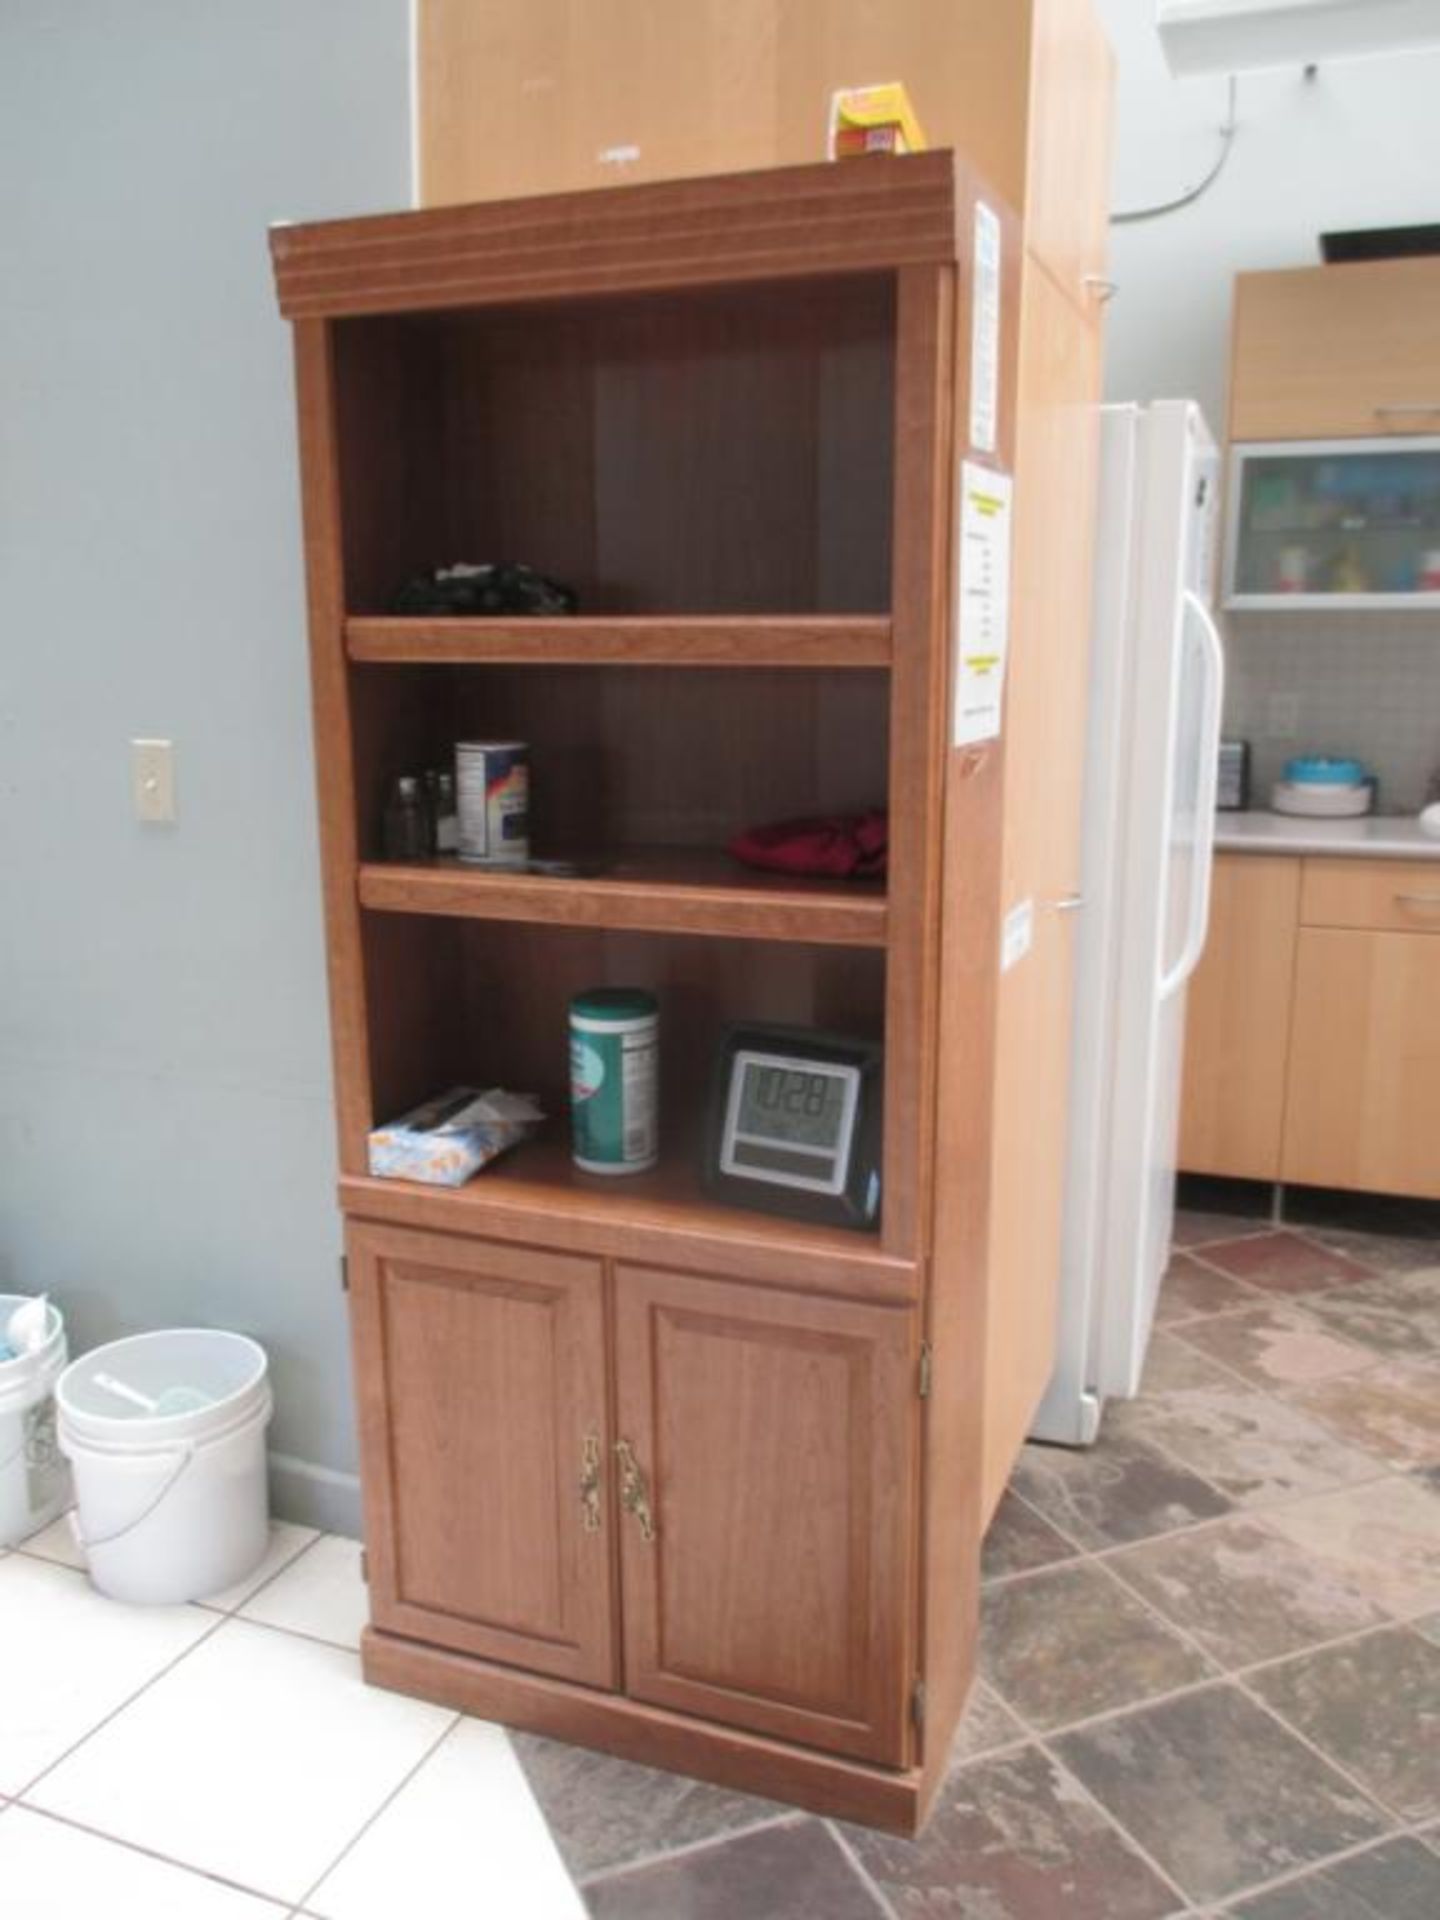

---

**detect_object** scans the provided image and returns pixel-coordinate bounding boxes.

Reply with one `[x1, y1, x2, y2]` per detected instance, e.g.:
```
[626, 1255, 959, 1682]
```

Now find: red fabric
[728, 811, 888, 879]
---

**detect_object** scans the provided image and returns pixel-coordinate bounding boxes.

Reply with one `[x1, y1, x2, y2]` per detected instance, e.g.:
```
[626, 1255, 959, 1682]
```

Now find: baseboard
[268, 1451, 363, 1537]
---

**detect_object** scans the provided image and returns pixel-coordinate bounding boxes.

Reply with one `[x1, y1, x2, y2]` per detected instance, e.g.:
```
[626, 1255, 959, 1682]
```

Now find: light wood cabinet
[1282, 929, 1440, 1200]
[1230, 259, 1440, 443]
[613, 1265, 917, 1764]
[1179, 854, 1301, 1181]
[1024, 0, 1114, 304]
[981, 133, 1107, 1519]
[984, 905, 1077, 1516]
[418, 0, 1112, 308]
[1181, 850, 1440, 1199]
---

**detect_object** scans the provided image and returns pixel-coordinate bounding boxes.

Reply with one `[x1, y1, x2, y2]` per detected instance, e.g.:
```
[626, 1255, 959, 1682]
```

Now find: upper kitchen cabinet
[1224, 259, 1440, 610]
[1229, 259, 1440, 442]
[1224, 439, 1440, 609]
[418, 0, 1112, 311]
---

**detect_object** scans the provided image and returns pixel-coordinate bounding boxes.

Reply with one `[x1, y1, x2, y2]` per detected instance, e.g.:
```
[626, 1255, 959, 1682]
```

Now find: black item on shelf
[1216, 740, 1251, 813]
[382, 774, 432, 859]
[391, 563, 578, 617]
[1320, 224, 1440, 264]
[701, 1023, 883, 1231]
[425, 768, 458, 853]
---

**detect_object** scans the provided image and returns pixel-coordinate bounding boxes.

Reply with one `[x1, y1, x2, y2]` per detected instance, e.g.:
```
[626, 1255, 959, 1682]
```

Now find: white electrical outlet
[131, 738, 177, 823]
[1267, 693, 1301, 739]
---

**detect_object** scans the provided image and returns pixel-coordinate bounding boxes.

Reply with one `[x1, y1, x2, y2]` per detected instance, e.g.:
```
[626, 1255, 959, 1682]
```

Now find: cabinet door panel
[1025, 0, 1114, 303]
[1231, 260, 1440, 441]
[614, 1265, 917, 1764]
[1282, 930, 1440, 1200]
[348, 1223, 616, 1687]
[1179, 855, 1301, 1181]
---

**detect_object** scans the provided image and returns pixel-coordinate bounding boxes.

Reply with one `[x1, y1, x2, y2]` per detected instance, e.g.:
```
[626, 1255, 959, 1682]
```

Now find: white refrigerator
[1030, 400, 1225, 1446]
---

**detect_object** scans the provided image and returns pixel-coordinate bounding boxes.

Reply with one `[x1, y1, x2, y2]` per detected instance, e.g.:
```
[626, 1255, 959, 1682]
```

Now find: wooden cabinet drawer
[1301, 859, 1440, 934]
[1282, 929, 1440, 1200]
[1230, 259, 1440, 441]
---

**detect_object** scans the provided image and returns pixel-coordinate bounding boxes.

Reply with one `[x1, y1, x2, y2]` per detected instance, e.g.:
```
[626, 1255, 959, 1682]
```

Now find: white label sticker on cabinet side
[969, 202, 1001, 455]
[953, 463, 1014, 748]
[1000, 898, 1034, 973]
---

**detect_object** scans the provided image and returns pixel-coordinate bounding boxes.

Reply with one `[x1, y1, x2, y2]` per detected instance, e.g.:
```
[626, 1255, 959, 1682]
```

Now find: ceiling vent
[1158, 0, 1440, 74]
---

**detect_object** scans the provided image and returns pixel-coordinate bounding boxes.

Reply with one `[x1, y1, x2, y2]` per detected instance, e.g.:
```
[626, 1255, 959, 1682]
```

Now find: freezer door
[1033, 404, 1226, 1446]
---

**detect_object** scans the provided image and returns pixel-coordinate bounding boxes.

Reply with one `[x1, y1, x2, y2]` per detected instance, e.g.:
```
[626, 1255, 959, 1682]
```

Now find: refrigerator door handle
[1158, 590, 1225, 1002]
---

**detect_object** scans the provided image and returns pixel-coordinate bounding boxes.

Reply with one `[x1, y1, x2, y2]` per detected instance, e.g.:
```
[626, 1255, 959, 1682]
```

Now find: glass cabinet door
[1225, 438, 1440, 608]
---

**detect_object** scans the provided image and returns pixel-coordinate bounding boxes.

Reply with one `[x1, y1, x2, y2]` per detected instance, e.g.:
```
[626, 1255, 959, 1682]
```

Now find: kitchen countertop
[1214, 811, 1440, 859]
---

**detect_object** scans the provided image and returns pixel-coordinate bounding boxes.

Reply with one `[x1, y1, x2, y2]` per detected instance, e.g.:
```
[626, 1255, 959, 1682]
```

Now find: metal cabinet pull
[1083, 274, 1118, 304]
[1050, 894, 1085, 913]
[1394, 891, 1440, 910]
[579, 1432, 603, 1533]
[614, 1438, 655, 1543]
[1373, 403, 1440, 418]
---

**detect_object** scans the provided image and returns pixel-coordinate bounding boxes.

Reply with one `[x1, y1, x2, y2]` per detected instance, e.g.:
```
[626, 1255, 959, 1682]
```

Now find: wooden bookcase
[271, 153, 1016, 1834]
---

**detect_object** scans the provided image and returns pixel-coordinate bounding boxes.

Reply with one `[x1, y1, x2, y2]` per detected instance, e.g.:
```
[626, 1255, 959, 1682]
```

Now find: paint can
[569, 989, 659, 1175]
[455, 742, 529, 867]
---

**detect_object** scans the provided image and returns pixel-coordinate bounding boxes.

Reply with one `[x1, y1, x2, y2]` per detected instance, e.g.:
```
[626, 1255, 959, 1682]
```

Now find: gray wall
[0, 0, 411, 1531]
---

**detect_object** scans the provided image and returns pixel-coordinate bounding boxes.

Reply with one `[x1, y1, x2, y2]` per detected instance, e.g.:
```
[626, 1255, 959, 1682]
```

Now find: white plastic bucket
[0, 1295, 69, 1547]
[57, 1329, 272, 1605]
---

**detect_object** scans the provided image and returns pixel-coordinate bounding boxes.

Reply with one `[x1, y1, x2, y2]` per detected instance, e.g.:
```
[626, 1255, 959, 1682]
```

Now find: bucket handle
[69, 1443, 196, 1553]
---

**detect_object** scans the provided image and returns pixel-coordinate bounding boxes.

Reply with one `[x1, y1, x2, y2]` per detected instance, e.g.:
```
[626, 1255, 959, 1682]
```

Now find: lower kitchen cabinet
[613, 1264, 917, 1764]
[1178, 853, 1301, 1181]
[1282, 927, 1440, 1200]
[346, 1224, 617, 1688]
[1181, 850, 1440, 1199]
[348, 1223, 918, 1766]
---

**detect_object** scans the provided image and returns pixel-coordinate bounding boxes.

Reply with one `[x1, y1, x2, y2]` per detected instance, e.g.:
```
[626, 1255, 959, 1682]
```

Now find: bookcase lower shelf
[340, 1141, 918, 1297]
[362, 1627, 933, 1835]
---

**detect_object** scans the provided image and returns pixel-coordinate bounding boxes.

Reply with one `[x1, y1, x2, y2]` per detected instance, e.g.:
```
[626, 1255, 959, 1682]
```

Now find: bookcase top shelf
[270, 151, 966, 319]
[345, 616, 894, 670]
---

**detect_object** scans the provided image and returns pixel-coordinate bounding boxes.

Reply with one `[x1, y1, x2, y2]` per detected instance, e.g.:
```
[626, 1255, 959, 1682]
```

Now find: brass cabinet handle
[614, 1438, 655, 1543]
[579, 1432, 603, 1533]
[1395, 891, 1440, 911]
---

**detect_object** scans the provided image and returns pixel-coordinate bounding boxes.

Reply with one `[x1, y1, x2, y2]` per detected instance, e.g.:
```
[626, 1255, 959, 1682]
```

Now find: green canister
[569, 988, 659, 1175]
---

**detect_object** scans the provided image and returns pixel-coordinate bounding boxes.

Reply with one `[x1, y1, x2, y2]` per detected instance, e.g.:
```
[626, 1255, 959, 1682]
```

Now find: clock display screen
[737, 1063, 848, 1151]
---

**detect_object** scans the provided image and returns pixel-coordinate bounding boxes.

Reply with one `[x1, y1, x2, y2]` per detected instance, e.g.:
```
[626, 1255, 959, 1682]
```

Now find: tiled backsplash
[1221, 612, 1440, 813]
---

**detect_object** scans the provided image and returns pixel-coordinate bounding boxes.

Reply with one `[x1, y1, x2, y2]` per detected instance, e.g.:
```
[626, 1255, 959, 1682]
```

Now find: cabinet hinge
[340, 1253, 349, 1293]
[911, 1678, 926, 1730]
[917, 1341, 933, 1399]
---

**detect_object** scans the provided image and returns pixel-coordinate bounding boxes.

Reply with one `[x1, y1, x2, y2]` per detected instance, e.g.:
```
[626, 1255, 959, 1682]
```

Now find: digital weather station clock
[702, 1025, 883, 1230]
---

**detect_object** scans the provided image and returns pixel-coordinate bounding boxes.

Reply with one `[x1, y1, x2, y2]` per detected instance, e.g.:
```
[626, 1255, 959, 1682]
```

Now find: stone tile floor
[521, 1206, 1440, 1918]
[3, 1202, 1436, 1916]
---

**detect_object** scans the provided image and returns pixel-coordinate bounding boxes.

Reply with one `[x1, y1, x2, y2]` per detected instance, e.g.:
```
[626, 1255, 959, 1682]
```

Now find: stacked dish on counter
[1271, 755, 1375, 817]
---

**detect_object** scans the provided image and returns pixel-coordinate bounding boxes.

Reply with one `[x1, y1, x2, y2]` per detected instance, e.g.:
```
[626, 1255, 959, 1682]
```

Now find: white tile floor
[0, 1524, 584, 1919]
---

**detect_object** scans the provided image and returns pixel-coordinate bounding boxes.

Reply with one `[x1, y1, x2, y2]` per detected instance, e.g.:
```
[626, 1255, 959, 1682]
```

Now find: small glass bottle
[382, 775, 430, 860]
[426, 769, 459, 854]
